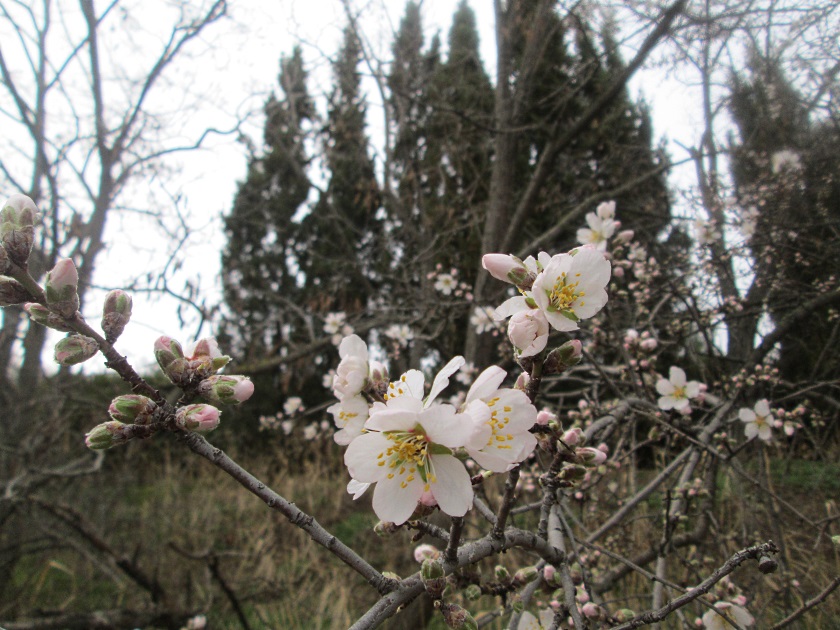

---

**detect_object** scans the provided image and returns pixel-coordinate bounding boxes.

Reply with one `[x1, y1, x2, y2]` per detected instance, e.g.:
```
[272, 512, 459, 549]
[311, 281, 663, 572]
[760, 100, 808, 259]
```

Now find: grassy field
[4, 432, 839, 629]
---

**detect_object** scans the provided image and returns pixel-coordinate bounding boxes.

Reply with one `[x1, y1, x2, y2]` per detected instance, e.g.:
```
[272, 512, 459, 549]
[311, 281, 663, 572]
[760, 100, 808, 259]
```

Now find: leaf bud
[109, 395, 157, 424]
[494, 564, 510, 582]
[463, 584, 482, 601]
[0, 275, 32, 306]
[1, 194, 39, 264]
[44, 258, 80, 318]
[197, 374, 254, 405]
[85, 420, 130, 450]
[154, 336, 190, 385]
[421, 559, 446, 598]
[175, 403, 221, 433]
[54, 334, 99, 366]
[101, 289, 132, 341]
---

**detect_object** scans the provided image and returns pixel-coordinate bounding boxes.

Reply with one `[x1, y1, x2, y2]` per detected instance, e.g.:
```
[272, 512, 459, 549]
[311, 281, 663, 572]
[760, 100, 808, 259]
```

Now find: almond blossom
[333, 334, 371, 401]
[739, 399, 774, 442]
[507, 308, 550, 358]
[656, 366, 702, 411]
[702, 601, 755, 629]
[462, 366, 538, 472]
[576, 210, 617, 250]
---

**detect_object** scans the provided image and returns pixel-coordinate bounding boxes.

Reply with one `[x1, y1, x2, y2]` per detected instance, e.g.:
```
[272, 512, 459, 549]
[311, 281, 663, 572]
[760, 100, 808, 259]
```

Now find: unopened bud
[463, 584, 482, 601]
[198, 375, 255, 405]
[154, 336, 190, 385]
[482, 253, 532, 288]
[614, 609, 636, 622]
[512, 566, 539, 587]
[440, 603, 477, 629]
[562, 427, 584, 447]
[544, 339, 583, 375]
[44, 258, 80, 318]
[615, 229, 635, 245]
[101, 290, 132, 341]
[576, 446, 607, 466]
[85, 420, 129, 450]
[558, 463, 587, 481]
[175, 404, 221, 433]
[189, 337, 230, 377]
[368, 360, 389, 397]
[421, 559, 446, 598]
[54, 334, 99, 365]
[373, 521, 399, 537]
[109, 395, 157, 424]
[23, 302, 73, 331]
[1, 194, 39, 264]
[494, 564, 510, 581]
[581, 602, 601, 619]
[0, 275, 32, 306]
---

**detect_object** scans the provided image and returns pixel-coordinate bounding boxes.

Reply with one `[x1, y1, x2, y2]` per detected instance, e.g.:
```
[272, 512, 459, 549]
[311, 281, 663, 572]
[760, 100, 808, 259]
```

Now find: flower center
[376, 427, 435, 489]
[548, 272, 585, 312]
[485, 397, 514, 450]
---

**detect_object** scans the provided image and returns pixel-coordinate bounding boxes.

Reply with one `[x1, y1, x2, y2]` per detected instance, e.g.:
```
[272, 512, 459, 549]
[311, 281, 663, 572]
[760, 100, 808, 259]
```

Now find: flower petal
[428, 455, 473, 517]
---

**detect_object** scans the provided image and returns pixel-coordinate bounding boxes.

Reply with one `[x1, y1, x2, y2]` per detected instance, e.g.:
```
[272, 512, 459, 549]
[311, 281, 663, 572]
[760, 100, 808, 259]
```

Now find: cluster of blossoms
[575, 201, 632, 251]
[323, 311, 354, 346]
[429, 264, 473, 299]
[482, 244, 611, 358]
[328, 334, 538, 525]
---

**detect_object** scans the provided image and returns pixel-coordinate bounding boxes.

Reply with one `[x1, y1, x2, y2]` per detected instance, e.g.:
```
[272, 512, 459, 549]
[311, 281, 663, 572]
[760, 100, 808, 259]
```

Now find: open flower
[344, 394, 474, 525]
[530, 248, 611, 332]
[576, 210, 617, 250]
[328, 394, 370, 445]
[702, 601, 755, 629]
[655, 366, 701, 411]
[462, 366, 538, 472]
[739, 399, 774, 442]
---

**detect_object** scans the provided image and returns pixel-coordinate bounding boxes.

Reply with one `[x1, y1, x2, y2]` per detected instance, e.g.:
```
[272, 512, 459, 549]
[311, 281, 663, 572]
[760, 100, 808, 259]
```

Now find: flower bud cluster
[154, 335, 235, 388]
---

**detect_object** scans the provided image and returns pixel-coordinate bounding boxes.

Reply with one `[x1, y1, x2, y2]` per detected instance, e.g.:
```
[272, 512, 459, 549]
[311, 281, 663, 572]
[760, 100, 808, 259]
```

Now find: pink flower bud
[198, 375, 254, 405]
[481, 253, 530, 286]
[640, 338, 658, 351]
[175, 403, 221, 433]
[581, 602, 600, 619]
[563, 427, 584, 446]
[536, 409, 556, 426]
[154, 336, 190, 385]
[544, 339, 583, 375]
[45, 258, 80, 318]
[54, 334, 99, 365]
[24, 302, 73, 332]
[188, 336, 231, 377]
[108, 395, 157, 424]
[615, 229, 635, 245]
[85, 420, 129, 449]
[413, 544, 441, 563]
[101, 289, 132, 341]
[507, 308, 549, 358]
[577, 446, 607, 466]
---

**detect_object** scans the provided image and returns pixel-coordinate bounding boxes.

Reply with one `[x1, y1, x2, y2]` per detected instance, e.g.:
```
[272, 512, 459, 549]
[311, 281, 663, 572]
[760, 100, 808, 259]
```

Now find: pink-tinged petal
[421, 404, 473, 448]
[465, 366, 507, 404]
[427, 356, 465, 405]
[344, 432, 392, 482]
[463, 402, 492, 450]
[739, 408, 756, 423]
[668, 366, 687, 387]
[494, 296, 528, 320]
[428, 455, 473, 518]
[372, 472, 425, 525]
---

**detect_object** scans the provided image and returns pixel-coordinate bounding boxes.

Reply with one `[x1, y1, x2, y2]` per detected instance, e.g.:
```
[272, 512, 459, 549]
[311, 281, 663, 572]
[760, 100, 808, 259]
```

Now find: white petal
[465, 366, 507, 404]
[421, 404, 473, 448]
[339, 334, 368, 360]
[754, 399, 771, 417]
[428, 455, 473, 517]
[656, 378, 675, 396]
[658, 396, 676, 410]
[739, 408, 756, 423]
[372, 472, 424, 525]
[744, 422, 759, 440]
[344, 433, 392, 482]
[494, 296, 528, 320]
[758, 423, 773, 442]
[668, 366, 687, 387]
[366, 406, 420, 432]
[347, 479, 370, 499]
[427, 356, 465, 405]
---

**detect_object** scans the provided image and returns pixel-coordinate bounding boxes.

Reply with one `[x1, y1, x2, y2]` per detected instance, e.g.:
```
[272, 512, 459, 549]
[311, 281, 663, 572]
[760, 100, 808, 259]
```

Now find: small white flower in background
[702, 601, 755, 629]
[455, 362, 477, 386]
[596, 200, 616, 221]
[322, 369, 336, 389]
[434, 272, 457, 295]
[771, 149, 801, 174]
[519, 609, 555, 629]
[470, 306, 497, 334]
[656, 366, 702, 411]
[303, 423, 318, 441]
[741, 206, 759, 239]
[323, 311, 346, 335]
[280, 419, 294, 435]
[283, 396, 303, 416]
[327, 394, 369, 445]
[183, 615, 207, 630]
[576, 210, 617, 250]
[739, 399, 774, 442]
[384, 324, 414, 348]
[694, 219, 721, 245]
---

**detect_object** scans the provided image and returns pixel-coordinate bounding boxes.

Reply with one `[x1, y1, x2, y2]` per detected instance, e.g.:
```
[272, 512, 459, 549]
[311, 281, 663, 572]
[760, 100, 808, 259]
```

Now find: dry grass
[5, 435, 839, 629]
